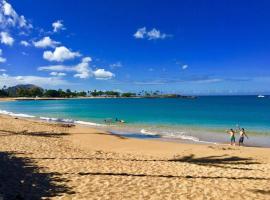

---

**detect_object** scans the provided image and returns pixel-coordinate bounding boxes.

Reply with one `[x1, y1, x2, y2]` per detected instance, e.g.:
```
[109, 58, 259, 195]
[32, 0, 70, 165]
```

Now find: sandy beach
[0, 98, 15, 102]
[0, 114, 270, 200]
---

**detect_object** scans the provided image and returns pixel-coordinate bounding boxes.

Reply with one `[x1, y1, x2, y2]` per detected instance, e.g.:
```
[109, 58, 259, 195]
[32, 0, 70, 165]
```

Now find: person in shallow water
[238, 128, 248, 146]
[227, 129, 236, 145]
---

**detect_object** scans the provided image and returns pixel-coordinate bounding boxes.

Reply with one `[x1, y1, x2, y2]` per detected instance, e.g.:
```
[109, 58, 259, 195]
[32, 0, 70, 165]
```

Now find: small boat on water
[257, 95, 265, 98]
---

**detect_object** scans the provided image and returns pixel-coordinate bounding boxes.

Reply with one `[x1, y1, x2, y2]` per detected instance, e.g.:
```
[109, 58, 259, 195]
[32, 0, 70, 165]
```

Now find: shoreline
[1, 96, 270, 147]
[0, 105, 270, 147]
[0, 110, 269, 149]
[0, 113, 269, 154]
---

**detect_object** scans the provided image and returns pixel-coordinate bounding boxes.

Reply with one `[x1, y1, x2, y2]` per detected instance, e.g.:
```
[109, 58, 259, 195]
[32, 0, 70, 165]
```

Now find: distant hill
[7, 84, 44, 97]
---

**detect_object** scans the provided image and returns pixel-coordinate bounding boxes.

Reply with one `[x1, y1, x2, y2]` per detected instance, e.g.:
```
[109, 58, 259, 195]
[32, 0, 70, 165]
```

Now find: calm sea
[1, 96, 270, 146]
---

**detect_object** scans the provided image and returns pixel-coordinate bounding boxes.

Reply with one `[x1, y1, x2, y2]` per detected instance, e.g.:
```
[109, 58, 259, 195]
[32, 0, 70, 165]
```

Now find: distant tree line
[0, 85, 193, 99]
[89, 90, 136, 97]
[0, 84, 139, 98]
[0, 85, 88, 98]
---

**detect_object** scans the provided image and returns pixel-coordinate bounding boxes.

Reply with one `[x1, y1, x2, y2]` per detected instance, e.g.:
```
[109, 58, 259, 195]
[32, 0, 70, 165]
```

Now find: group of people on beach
[227, 128, 248, 146]
[104, 117, 125, 124]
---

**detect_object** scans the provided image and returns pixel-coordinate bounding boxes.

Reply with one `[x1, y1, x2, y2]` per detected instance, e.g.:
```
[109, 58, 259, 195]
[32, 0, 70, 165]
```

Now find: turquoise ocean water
[0, 96, 270, 146]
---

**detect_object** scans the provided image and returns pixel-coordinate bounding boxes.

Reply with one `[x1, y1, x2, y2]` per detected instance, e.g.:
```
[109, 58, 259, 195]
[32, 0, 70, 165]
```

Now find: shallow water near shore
[0, 96, 270, 146]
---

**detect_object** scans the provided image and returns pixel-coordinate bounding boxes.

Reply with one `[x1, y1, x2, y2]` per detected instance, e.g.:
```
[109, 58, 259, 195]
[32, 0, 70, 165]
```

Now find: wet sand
[0, 114, 270, 199]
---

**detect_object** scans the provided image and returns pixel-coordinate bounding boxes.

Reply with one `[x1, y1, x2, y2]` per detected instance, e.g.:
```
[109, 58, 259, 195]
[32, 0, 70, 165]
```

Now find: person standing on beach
[239, 128, 248, 146]
[227, 129, 236, 145]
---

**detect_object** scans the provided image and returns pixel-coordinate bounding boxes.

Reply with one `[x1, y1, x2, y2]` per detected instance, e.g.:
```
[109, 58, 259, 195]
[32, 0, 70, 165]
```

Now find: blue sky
[0, 0, 270, 95]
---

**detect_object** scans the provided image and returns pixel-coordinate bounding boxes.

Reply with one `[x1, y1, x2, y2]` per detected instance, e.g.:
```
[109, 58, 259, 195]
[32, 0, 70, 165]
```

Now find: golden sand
[0, 98, 15, 101]
[0, 114, 269, 199]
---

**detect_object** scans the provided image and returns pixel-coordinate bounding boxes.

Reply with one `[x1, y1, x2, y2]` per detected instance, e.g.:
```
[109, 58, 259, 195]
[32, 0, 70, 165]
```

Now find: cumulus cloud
[182, 64, 188, 70]
[133, 27, 146, 39]
[43, 46, 81, 62]
[0, 31, 14, 45]
[50, 72, 66, 76]
[93, 69, 115, 80]
[33, 36, 60, 48]
[38, 57, 91, 79]
[0, 0, 32, 29]
[0, 73, 69, 88]
[0, 49, 6, 63]
[20, 40, 30, 47]
[38, 57, 114, 80]
[134, 27, 171, 40]
[52, 20, 65, 32]
[147, 28, 169, 40]
[73, 57, 91, 78]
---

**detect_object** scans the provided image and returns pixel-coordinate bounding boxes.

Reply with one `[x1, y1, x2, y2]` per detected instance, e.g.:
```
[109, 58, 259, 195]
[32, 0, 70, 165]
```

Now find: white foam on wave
[75, 120, 106, 127]
[140, 128, 217, 144]
[39, 117, 106, 127]
[0, 109, 106, 127]
[140, 129, 160, 136]
[0, 109, 35, 118]
[39, 116, 74, 123]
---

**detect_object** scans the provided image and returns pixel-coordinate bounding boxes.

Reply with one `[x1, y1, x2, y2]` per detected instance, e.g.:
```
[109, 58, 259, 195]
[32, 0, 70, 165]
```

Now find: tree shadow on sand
[76, 171, 269, 181]
[168, 154, 261, 171]
[249, 189, 270, 195]
[75, 154, 267, 181]
[0, 151, 74, 200]
[0, 129, 69, 138]
[32, 154, 256, 163]
[32, 154, 265, 181]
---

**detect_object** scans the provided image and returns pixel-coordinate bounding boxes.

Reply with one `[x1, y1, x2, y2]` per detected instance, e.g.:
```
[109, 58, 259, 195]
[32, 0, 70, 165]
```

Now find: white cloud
[1, 72, 8, 77]
[133, 27, 146, 39]
[134, 27, 171, 40]
[38, 65, 73, 72]
[93, 69, 115, 80]
[0, 73, 69, 88]
[39, 57, 91, 79]
[0, 57, 6, 62]
[20, 40, 30, 47]
[43, 46, 81, 62]
[73, 57, 91, 78]
[50, 72, 66, 76]
[110, 62, 122, 69]
[82, 56, 92, 63]
[0, 0, 32, 29]
[52, 20, 65, 32]
[0, 68, 6, 71]
[2, 0, 13, 15]
[0, 31, 14, 46]
[193, 78, 222, 83]
[33, 36, 60, 48]
[38, 57, 114, 80]
[0, 49, 6, 62]
[147, 28, 168, 40]
[182, 64, 188, 70]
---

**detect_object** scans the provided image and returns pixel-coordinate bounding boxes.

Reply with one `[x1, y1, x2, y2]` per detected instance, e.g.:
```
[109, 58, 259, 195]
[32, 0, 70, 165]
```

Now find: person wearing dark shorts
[239, 128, 248, 146]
